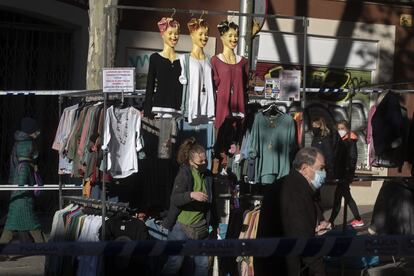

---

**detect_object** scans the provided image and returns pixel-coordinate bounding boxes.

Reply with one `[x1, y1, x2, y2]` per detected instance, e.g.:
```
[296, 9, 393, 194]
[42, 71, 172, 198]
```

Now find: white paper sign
[103, 68, 135, 93]
[280, 70, 301, 101]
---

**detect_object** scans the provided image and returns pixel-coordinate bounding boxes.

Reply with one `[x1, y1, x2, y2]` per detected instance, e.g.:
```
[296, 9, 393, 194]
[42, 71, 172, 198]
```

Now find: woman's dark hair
[217, 20, 239, 36]
[176, 137, 205, 165]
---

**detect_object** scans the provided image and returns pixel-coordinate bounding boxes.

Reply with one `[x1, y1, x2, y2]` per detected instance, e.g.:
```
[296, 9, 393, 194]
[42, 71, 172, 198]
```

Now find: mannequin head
[157, 17, 180, 48]
[187, 18, 209, 48]
[217, 20, 239, 50]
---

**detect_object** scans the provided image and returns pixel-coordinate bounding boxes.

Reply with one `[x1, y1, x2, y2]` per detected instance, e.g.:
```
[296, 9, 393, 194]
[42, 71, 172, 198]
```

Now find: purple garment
[367, 105, 377, 165]
[211, 55, 249, 130]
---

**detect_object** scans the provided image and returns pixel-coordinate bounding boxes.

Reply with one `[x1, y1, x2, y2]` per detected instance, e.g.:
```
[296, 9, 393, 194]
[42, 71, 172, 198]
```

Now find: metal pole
[106, 5, 305, 20]
[58, 95, 63, 210]
[301, 17, 308, 147]
[101, 6, 108, 240]
[238, 0, 254, 63]
[342, 88, 354, 235]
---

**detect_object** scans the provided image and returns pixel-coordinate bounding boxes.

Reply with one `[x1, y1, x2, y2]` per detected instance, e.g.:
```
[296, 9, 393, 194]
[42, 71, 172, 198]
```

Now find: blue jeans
[161, 223, 208, 276]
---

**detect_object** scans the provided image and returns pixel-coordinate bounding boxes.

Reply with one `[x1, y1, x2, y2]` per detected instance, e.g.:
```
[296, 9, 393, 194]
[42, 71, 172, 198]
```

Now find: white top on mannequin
[179, 55, 215, 124]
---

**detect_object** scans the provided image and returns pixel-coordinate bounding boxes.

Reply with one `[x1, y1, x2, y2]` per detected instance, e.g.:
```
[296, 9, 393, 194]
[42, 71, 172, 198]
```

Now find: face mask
[338, 130, 347, 138]
[193, 162, 208, 173]
[311, 170, 326, 190]
[312, 127, 321, 136]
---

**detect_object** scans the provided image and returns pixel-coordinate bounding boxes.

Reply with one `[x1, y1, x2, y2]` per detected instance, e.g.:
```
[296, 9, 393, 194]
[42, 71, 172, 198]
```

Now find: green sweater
[248, 113, 296, 184]
[177, 168, 207, 225]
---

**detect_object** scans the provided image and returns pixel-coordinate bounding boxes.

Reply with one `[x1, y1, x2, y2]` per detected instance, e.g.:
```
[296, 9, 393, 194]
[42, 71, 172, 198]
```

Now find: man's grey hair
[292, 147, 323, 170]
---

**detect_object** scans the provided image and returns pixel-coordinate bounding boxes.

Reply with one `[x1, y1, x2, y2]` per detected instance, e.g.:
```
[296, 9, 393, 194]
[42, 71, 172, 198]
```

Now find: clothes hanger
[376, 89, 389, 105]
[199, 10, 206, 20]
[229, 11, 237, 23]
[262, 103, 283, 116]
[170, 8, 176, 18]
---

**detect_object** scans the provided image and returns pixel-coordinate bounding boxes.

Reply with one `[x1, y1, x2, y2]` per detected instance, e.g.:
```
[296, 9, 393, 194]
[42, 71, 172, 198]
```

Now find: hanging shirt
[211, 54, 249, 130]
[179, 54, 215, 125]
[77, 215, 102, 276]
[102, 106, 142, 178]
[52, 104, 79, 174]
[141, 117, 178, 159]
[248, 113, 296, 184]
[144, 53, 183, 117]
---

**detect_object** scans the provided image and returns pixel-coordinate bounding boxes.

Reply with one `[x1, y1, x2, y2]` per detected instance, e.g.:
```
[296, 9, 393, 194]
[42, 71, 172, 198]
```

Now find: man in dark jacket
[255, 147, 328, 276]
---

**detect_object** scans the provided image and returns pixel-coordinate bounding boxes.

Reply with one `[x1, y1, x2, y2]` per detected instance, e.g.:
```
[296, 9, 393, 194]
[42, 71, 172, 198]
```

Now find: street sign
[103, 68, 135, 93]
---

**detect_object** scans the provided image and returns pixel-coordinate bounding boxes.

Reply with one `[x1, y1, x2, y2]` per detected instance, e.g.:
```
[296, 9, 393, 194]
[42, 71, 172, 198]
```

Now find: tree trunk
[86, 0, 118, 90]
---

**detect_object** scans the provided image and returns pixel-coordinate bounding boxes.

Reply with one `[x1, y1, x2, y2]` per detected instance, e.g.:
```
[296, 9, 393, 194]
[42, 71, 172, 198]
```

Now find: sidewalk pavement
[325, 205, 374, 235]
[0, 255, 45, 276]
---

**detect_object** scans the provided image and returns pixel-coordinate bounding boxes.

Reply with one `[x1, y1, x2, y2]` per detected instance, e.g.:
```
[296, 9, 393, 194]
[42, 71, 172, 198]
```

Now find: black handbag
[178, 219, 208, 240]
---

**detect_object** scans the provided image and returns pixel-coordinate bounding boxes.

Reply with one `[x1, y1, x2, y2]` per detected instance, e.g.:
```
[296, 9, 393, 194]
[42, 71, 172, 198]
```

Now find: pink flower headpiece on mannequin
[157, 17, 180, 34]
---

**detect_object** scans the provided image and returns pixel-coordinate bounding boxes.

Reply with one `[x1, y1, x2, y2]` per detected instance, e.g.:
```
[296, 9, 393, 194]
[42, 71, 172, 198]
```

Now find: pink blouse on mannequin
[211, 54, 249, 130]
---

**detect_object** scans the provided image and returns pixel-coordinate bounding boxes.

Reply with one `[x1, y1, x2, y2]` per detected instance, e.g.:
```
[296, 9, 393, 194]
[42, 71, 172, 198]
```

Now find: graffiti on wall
[258, 65, 374, 168]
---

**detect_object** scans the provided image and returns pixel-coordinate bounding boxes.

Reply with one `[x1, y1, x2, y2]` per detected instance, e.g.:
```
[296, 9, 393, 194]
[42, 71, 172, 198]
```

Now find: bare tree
[86, 0, 118, 90]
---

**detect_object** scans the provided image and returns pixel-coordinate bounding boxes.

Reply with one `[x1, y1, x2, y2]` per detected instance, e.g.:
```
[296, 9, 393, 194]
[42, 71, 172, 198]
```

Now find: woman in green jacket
[0, 117, 44, 243]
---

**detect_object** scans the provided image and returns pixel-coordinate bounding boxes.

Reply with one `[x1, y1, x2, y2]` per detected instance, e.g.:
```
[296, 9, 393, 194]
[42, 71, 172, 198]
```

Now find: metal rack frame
[62, 195, 130, 212]
[2, 4, 412, 245]
[58, 89, 145, 238]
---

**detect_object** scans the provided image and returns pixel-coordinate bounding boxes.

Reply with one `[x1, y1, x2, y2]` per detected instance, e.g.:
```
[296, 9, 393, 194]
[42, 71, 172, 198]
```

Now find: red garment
[211, 56, 249, 129]
[342, 131, 358, 141]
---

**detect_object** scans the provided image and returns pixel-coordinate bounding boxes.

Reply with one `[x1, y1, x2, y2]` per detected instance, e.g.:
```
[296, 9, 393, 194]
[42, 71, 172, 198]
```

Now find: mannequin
[179, 18, 215, 125]
[144, 17, 183, 118]
[211, 20, 249, 130]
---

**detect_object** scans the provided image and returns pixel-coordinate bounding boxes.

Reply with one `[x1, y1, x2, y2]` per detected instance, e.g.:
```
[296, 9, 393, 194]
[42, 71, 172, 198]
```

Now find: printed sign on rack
[279, 70, 301, 101]
[103, 68, 135, 93]
[264, 78, 280, 99]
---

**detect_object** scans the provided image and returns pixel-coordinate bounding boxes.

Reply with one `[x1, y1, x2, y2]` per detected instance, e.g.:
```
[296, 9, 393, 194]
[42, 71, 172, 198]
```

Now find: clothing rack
[0, 89, 96, 208]
[0, 184, 82, 191]
[353, 175, 412, 182]
[62, 195, 130, 213]
[0, 89, 143, 240]
[107, 5, 306, 21]
[324, 176, 413, 184]
[58, 89, 144, 238]
[0, 4, 410, 250]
